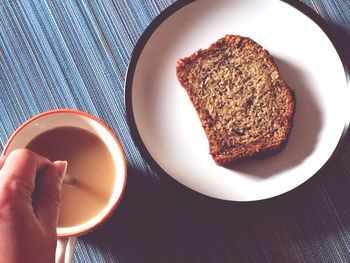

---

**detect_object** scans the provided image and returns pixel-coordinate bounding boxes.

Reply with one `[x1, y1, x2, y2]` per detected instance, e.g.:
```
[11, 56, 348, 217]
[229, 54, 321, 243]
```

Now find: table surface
[1, 0, 350, 262]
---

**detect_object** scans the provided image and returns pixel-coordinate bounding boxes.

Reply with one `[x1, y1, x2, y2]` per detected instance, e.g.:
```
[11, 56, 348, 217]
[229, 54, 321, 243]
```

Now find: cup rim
[2, 109, 128, 237]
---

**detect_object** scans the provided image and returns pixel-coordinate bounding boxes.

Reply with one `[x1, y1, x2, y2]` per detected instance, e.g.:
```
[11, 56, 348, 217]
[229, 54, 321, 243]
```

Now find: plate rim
[124, 0, 350, 202]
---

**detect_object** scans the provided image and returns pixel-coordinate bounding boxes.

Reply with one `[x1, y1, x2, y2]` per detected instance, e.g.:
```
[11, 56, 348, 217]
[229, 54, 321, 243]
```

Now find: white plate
[125, 0, 349, 201]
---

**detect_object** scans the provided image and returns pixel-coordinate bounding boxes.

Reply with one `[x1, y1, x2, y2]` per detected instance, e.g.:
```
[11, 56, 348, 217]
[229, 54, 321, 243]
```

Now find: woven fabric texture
[0, 0, 349, 262]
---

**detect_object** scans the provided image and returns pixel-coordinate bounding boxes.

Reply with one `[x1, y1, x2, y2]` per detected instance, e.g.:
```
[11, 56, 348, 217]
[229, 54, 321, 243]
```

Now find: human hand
[0, 149, 67, 263]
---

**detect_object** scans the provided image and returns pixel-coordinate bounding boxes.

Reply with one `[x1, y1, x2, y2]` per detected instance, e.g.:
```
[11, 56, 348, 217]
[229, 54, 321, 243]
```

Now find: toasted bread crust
[176, 35, 295, 165]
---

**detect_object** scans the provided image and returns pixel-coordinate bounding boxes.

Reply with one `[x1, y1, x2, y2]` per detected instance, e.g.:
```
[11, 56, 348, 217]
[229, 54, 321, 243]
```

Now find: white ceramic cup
[3, 109, 127, 263]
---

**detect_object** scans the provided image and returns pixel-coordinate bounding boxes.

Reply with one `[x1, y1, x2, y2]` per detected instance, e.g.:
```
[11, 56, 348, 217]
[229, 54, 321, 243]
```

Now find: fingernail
[55, 161, 68, 183]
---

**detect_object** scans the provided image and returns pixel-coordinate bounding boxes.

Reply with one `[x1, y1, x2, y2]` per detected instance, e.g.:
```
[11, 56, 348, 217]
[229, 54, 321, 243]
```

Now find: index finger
[0, 149, 51, 195]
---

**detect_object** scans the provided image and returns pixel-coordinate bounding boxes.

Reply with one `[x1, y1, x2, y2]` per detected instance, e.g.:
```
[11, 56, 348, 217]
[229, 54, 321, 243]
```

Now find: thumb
[35, 161, 67, 230]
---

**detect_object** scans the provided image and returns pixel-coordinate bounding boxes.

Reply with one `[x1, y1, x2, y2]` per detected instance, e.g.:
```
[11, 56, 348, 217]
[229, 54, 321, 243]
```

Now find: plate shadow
[228, 56, 323, 178]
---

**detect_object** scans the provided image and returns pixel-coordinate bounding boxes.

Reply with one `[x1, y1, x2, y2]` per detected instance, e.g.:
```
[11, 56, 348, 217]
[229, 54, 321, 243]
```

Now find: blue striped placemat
[1, 1, 349, 262]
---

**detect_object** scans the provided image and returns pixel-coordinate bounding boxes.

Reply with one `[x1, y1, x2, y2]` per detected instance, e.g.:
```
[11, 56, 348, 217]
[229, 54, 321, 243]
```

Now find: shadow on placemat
[77, 143, 350, 262]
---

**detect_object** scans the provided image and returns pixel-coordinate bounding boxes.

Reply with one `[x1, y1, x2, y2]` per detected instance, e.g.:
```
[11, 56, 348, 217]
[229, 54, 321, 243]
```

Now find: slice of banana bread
[176, 35, 295, 165]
